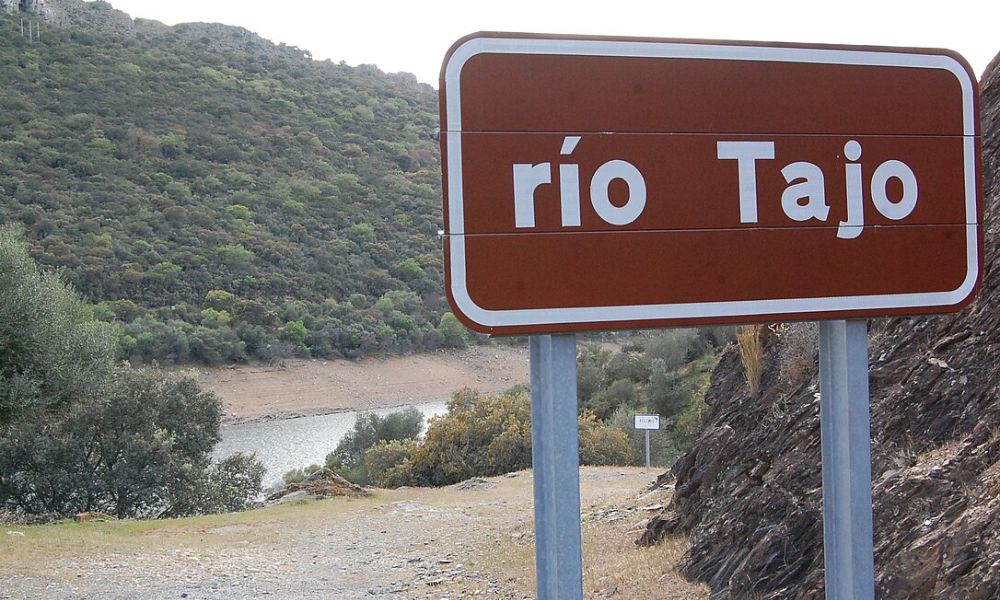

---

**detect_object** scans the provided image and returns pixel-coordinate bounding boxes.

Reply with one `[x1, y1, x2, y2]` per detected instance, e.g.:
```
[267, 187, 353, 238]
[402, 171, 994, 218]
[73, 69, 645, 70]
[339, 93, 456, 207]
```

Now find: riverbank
[193, 344, 530, 424]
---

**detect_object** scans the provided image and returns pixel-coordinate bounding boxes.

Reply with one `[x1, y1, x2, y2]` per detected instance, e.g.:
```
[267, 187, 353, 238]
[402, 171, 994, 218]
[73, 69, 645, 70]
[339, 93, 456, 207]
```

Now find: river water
[213, 401, 449, 487]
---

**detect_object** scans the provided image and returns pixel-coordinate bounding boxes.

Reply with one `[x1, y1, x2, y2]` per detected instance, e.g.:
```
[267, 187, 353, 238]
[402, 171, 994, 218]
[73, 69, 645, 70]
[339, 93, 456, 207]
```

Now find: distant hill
[0, 0, 459, 364]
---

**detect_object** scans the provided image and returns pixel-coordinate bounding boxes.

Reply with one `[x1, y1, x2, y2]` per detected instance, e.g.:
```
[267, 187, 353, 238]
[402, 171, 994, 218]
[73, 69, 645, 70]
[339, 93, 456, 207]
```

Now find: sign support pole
[644, 430, 651, 469]
[819, 320, 875, 600]
[530, 334, 584, 600]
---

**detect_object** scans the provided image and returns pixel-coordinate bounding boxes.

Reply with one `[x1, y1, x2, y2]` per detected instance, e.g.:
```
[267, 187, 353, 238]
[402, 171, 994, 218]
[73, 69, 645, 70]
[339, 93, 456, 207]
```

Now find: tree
[0, 225, 115, 423]
[0, 226, 262, 518]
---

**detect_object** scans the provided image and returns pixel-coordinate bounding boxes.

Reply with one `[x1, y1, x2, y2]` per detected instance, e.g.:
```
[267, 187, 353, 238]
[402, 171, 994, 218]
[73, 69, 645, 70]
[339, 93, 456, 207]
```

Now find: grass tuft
[736, 325, 763, 396]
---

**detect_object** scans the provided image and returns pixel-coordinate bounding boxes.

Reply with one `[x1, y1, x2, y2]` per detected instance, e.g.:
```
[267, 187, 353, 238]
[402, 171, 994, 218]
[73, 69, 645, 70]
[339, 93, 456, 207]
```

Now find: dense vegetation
[0, 5, 451, 365]
[354, 387, 634, 488]
[278, 329, 728, 489]
[0, 226, 263, 518]
[283, 407, 425, 486]
[578, 328, 729, 466]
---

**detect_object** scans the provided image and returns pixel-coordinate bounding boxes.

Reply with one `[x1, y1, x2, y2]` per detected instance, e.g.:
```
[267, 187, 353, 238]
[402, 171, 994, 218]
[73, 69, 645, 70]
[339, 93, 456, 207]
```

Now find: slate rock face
[640, 53, 1000, 599]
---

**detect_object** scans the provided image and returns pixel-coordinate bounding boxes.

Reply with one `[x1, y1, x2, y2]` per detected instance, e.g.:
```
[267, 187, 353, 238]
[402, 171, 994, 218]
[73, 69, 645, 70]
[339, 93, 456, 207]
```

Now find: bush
[438, 312, 469, 348]
[645, 329, 701, 371]
[673, 396, 710, 449]
[282, 464, 322, 485]
[607, 405, 679, 468]
[165, 452, 266, 517]
[648, 359, 693, 418]
[578, 411, 636, 466]
[587, 378, 639, 420]
[405, 388, 533, 486]
[202, 452, 266, 513]
[602, 349, 651, 385]
[577, 344, 612, 406]
[364, 439, 418, 488]
[324, 408, 423, 484]
[367, 387, 639, 488]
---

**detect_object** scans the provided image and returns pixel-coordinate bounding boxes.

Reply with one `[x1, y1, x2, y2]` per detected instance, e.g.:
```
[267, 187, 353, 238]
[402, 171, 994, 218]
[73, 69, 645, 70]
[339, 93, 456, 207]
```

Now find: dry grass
[776, 322, 819, 385]
[583, 531, 702, 598]
[0, 493, 381, 571]
[736, 325, 763, 396]
[468, 472, 709, 599]
[1, 468, 707, 598]
[472, 517, 707, 599]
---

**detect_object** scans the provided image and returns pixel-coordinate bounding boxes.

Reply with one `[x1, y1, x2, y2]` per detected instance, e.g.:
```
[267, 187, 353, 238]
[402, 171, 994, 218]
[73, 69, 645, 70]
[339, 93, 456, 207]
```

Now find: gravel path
[1, 468, 704, 599]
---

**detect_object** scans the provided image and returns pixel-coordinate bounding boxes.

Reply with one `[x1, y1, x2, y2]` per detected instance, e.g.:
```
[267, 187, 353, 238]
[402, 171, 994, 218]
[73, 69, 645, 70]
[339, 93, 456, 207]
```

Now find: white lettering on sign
[513, 136, 647, 228]
[715, 141, 776, 223]
[716, 140, 919, 238]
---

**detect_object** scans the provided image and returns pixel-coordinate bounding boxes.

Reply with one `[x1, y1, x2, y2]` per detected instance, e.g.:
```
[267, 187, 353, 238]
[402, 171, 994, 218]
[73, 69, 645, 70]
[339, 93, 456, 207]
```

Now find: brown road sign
[440, 33, 982, 335]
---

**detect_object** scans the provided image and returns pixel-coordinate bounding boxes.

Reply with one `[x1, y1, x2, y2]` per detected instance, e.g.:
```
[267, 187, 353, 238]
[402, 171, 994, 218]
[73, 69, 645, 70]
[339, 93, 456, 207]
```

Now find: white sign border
[443, 36, 980, 329]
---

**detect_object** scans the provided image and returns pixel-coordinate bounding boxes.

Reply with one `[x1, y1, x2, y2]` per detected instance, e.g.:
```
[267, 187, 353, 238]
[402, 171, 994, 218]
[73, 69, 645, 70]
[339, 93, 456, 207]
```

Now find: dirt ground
[193, 344, 531, 423]
[0, 467, 706, 600]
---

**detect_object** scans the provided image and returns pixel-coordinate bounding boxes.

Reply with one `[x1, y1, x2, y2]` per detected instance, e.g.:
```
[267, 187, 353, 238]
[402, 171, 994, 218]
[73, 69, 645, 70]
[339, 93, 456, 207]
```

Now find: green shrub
[165, 452, 266, 517]
[607, 405, 680, 468]
[577, 344, 612, 406]
[578, 411, 636, 466]
[587, 378, 639, 420]
[369, 387, 639, 488]
[364, 439, 419, 488]
[645, 329, 701, 371]
[282, 463, 322, 485]
[673, 396, 710, 449]
[202, 452, 266, 513]
[405, 388, 533, 486]
[602, 349, 651, 385]
[438, 312, 469, 348]
[323, 408, 423, 484]
[648, 359, 693, 418]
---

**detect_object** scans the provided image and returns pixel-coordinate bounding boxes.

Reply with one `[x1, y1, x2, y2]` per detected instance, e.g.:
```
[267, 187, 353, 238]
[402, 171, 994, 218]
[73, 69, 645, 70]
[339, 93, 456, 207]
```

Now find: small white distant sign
[634, 414, 660, 430]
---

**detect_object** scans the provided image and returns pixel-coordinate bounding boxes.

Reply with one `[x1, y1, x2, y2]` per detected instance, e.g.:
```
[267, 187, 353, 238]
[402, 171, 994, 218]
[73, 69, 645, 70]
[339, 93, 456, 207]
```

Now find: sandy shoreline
[190, 344, 531, 424]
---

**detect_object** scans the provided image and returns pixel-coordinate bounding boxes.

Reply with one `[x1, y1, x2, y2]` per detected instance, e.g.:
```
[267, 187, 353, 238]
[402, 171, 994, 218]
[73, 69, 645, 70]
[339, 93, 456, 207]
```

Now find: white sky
[102, 1, 998, 85]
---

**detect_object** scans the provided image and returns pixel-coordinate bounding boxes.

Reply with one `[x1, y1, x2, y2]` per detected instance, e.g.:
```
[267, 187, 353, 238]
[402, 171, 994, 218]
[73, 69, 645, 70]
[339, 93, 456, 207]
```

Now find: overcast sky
[103, 1, 998, 85]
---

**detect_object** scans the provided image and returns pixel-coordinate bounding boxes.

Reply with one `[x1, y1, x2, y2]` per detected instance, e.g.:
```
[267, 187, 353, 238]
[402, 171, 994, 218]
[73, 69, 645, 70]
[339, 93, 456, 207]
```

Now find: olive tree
[0, 226, 261, 517]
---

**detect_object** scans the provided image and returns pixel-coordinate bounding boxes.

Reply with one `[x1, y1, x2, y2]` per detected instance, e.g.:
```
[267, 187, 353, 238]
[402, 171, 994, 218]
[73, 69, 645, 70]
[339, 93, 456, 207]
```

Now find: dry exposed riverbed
[193, 345, 531, 424]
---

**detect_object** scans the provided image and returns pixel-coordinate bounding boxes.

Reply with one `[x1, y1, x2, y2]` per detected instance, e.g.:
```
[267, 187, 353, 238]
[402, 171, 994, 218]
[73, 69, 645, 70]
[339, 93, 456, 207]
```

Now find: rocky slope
[640, 53, 1000, 599]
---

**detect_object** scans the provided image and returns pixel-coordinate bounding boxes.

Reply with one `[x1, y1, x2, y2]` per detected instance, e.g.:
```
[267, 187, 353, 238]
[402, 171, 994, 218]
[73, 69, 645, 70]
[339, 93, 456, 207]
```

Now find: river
[213, 401, 449, 487]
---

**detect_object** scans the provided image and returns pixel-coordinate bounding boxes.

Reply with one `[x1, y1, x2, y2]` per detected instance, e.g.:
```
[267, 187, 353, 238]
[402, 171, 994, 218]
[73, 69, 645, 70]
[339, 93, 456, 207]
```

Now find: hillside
[0, 0, 452, 364]
[640, 54, 1000, 598]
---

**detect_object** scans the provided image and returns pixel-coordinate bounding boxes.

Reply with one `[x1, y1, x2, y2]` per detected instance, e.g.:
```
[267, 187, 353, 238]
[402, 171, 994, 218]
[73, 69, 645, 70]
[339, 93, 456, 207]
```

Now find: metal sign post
[819, 320, 875, 600]
[645, 430, 651, 469]
[530, 334, 584, 600]
[634, 414, 660, 469]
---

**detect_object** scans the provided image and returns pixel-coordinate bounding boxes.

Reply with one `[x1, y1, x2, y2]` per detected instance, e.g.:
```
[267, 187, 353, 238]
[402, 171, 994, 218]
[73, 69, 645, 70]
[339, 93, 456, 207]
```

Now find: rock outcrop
[2, 0, 311, 60]
[640, 53, 1000, 599]
[266, 469, 370, 505]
